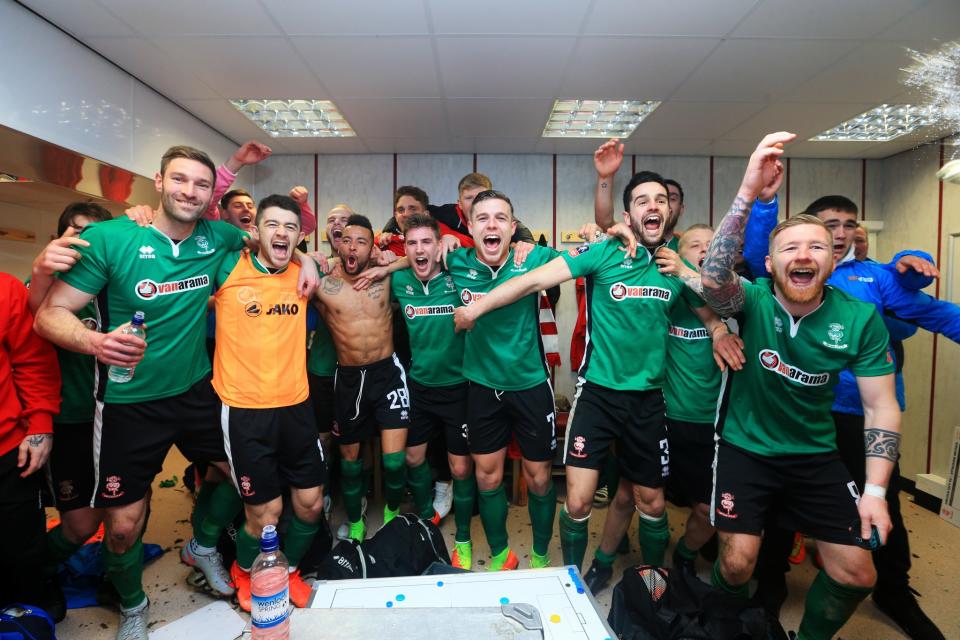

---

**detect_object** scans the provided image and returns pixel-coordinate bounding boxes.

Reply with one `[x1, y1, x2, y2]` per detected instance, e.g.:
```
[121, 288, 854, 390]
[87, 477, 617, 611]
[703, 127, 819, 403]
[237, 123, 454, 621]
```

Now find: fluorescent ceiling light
[542, 99, 660, 139]
[810, 104, 933, 142]
[230, 99, 356, 138]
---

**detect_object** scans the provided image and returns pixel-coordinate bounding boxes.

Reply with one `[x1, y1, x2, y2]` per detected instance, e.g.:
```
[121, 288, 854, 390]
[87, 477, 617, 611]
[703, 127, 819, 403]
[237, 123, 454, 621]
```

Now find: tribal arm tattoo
[864, 428, 901, 463]
[699, 196, 750, 316]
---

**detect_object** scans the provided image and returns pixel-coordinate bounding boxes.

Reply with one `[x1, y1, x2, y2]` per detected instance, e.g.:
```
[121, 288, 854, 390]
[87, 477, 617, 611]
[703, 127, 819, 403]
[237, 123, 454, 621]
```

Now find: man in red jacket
[0, 273, 60, 605]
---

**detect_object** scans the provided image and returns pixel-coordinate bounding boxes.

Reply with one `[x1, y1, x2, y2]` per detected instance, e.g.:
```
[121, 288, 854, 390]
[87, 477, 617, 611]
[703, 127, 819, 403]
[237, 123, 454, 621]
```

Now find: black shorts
[467, 380, 556, 462]
[407, 380, 469, 457]
[309, 373, 335, 435]
[711, 442, 861, 545]
[666, 418, 715, 506]
[564, 381, 668, 488]
[222, 399, 328, 505]
[333, 354, 410, 445]
[93, 375, 225, 508]
[49, 421, 96, 512]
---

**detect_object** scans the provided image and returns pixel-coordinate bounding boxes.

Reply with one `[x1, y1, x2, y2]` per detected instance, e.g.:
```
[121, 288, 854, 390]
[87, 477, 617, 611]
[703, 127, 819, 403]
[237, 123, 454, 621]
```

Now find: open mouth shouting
[642, 212, 663, 236]
[482, 233, 502, 252]
[271, 238, 290, 261]
[788, 265, 817, 288]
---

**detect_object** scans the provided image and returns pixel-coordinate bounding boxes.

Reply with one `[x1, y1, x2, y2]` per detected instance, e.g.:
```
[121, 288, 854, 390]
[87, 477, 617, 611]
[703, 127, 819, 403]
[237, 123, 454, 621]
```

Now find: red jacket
[0, 274, 60, 457]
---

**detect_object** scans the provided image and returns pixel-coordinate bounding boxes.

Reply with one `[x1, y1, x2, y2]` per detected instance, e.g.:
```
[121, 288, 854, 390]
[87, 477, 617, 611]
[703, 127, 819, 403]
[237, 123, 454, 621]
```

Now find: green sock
[637, 511, 669, 566]
[594, 546, 616, 568]
[341, 459, 364, 522]
[283, 515, 320, 569]
[236, 525, 261, 571]
[478, 484, 509, 556]
[103, 539, 147, 610]
[44, 525, 84, 577]
[711, 559, 749, 599]
[452, 475, 476, 542]
[382, 451, 406, 511]
[527, 483, 556, 557]
[798, 570, 872, 640]
[559, 508, 589, 570]
[675, 535, 697, 561]
[407, 461, 434, 520]
[194, 481, 242, 549]
[191, 478, 218, 534]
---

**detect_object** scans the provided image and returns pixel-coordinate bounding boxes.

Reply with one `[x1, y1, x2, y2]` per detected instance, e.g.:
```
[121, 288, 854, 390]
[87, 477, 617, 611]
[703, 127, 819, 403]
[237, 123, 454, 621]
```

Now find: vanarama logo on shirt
[460, 289, 487, 305]
[609, 282, 671, 302]
[404, 303, 455, 319]
[668, 325, 710, 340]
[758, 349, 830, 386]
[135, 275, 210, 300]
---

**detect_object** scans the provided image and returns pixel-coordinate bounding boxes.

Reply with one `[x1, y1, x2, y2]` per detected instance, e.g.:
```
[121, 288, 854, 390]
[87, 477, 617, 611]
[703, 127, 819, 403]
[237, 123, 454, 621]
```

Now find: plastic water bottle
[107, 311, 145, 383]
[250, 525, 290, 640]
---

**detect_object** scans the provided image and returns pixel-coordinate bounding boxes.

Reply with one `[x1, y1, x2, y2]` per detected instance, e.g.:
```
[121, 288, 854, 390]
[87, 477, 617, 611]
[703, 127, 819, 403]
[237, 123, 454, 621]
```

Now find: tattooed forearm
[679, 272, 704, 297]
[700, 196, 750, 314]
[864, 428, 901, 463]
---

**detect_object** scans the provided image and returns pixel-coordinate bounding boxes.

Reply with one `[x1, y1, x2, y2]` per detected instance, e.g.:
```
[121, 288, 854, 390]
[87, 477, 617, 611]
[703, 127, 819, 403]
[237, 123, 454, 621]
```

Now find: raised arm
[205, 141, 273, 220]
[876, 268, 960, 342]
[27, 227, 90, 313]
[700, 133, 793, 316]
[454, 256, 573, 332]
[856, 373, 901, 544]
[593, 139, 624, 230]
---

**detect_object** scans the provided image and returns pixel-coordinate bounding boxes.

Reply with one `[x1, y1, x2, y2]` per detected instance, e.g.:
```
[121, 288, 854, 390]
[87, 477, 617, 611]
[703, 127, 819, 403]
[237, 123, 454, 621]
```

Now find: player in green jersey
[455, 175, 728, 591]
[684, 133, 901, 640]
[34, 146, 319, 640]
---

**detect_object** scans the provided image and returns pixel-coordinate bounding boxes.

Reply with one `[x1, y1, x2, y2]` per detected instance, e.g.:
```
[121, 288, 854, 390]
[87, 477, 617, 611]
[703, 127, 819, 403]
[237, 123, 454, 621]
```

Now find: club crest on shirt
[822, 323, 848, 350]
[569, 435, 588, 458]
[716, 492, 738, 519]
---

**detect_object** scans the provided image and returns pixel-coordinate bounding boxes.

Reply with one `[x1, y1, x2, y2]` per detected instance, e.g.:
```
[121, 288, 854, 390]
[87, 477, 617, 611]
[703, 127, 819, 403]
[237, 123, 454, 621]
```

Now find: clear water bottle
[107, 311, 145, 383]
[250, 525, 290, 640]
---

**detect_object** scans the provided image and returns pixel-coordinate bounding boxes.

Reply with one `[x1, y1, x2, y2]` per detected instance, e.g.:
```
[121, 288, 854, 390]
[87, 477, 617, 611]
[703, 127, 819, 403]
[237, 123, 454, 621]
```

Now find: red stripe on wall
[926, 142, 946, 474]
[708, 156, 715, 226]
[551, 154, 557, 249]
[860, 158, 867, 221]
[313, 154, 319, 251]
[785, 158, 791, 219]
[473, 153, 477, 173]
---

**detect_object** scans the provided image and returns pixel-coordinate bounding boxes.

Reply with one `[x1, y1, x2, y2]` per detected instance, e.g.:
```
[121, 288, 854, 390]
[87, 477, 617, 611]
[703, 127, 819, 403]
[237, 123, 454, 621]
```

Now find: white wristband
[864, 483, 886, 499]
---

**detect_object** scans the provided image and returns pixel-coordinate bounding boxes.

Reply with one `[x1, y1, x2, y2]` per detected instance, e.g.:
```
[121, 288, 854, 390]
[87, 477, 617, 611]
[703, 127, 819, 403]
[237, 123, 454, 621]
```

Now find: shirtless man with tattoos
[313, 214, 409, 542]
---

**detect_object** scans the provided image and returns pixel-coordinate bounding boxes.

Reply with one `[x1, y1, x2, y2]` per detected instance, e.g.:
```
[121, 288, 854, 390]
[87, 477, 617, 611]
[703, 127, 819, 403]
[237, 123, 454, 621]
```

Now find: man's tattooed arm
[699, 196, 750, 316]
[864, 428, 901, 463]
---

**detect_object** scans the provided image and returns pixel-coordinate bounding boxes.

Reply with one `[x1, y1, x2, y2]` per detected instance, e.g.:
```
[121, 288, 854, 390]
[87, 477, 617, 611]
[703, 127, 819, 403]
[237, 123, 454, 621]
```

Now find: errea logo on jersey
[609, 282, 671, 302]
[138, 246, 156, 259]
[135, 275, 210, 300]
[460, 289, 486, 305]
[405, 304, 455, 319]
[758, 349, 830, 386]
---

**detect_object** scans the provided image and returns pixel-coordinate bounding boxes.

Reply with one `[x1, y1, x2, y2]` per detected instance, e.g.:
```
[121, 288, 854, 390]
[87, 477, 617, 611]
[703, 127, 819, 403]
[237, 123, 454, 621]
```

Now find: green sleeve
[59, 223, 110, 295]
[680, 282, 706, 308]
[851, 310, 896, 377]
[560, 239, 614, 278]
[215, 251, 243, 288]
[212, 221, 248, 251]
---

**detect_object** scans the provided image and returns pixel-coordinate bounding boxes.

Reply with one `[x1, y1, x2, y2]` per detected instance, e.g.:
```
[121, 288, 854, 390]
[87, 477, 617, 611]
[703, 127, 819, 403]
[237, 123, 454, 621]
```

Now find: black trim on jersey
[94, 287, 111, 402]
[576, 274, 596, 379]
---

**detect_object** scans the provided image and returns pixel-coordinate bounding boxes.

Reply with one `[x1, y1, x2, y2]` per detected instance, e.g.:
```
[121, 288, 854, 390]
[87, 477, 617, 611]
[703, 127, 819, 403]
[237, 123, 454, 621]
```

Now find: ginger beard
[255, 206, 303, 270]
[766, 225, 833, 305]
[405, 227, 441, 281]
[339, 225, 373, 276]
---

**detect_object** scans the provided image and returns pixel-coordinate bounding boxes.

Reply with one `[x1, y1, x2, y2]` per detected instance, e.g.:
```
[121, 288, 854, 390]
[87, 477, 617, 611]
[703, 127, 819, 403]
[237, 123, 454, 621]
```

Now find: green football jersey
[721, 279, 894, 456]
[307, 316, 336, 377]
[664, 301, 722, 423]
[447, 245, 560, 391]
[61, 217, 246, 404]
[562, 239, 704, 391]
[55, 301, 98, 423]
[391, 268, 465, 387]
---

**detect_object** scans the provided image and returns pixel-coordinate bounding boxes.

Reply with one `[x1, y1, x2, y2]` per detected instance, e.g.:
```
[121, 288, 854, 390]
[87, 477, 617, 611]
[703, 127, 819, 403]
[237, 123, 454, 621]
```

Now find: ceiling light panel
[810, 104, 933, 142]
[230, 99, 356, 137]
[542, 99, 660, 138]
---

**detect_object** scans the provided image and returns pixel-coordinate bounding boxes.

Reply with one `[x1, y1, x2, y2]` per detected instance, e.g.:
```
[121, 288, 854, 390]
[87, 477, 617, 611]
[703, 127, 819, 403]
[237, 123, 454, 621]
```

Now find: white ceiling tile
[436, 36, 577, 97]
[291, 37, 439, 98]
[98, 0, 280, 35]
[86, 37, 220, 100]
[874, 0, 960, 41]
[19, 0, 136, 37]
[731, 0, 924, 39]
[429, 0, 591, 34]
[260, 0, 429, 35]
[267, 137, 370, 154]
[671, 38, 859, 102]
[632, 102, 765, 139]
[787, 140, 883, 158]
[703, 139, 760, 156]
[176, 99, 278, 144]
[362, 137, 461, 153]
[463, 138, 547, 154]
[622, 139, 712, 155]
[559, 37, 719, 99]
[336, 99, 448, 138]
[148, 37, 328, 98]
[722, 102, 877, 141]
[583, 0, 758, 36]
[446, 99, 552, 137]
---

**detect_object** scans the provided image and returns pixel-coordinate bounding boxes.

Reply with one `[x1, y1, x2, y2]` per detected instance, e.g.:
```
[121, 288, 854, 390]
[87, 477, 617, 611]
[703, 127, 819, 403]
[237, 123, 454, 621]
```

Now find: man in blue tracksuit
[744, 194, 958, 640]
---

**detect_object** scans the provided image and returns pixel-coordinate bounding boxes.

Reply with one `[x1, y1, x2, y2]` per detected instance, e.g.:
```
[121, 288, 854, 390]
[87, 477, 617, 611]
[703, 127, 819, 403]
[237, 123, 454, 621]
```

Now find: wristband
[864, 483, 886, 499]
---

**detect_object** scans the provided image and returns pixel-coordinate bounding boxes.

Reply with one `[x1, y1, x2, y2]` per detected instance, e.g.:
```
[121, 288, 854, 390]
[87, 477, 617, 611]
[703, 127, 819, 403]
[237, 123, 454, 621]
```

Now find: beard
[160, 191, 207, 224]
[342, 253, 370, 276]
[771, 262, 828, 305]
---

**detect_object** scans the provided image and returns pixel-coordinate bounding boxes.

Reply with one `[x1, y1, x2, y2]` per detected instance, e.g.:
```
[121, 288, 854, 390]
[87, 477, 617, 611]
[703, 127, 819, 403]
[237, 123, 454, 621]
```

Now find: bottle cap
[132, 311, 146, 325]
[260, 524, 280, 552]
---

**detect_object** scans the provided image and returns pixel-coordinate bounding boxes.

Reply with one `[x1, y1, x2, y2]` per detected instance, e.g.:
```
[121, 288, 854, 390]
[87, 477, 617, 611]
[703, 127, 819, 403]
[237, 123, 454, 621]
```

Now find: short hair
[345, 213, 374, 238]
[768, 214, 830, 256]
[394, 185, 429, 210]
[402, 213, 440, 238]
[255, 194, 301, 226]
[160, 145, 216, 184]
[664, 178, 685, 203]
[678, 223, 713, 252]
[470, 189, 513, 218]
[803, 195, 858, 217]
[57, 201, 111, 237]
[623, 171, 669, 212]
[458, 172, 492, 193]
[328, 203, 355, 217]
[856, 223, 868, 234]
[220, 188, 253, 212]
